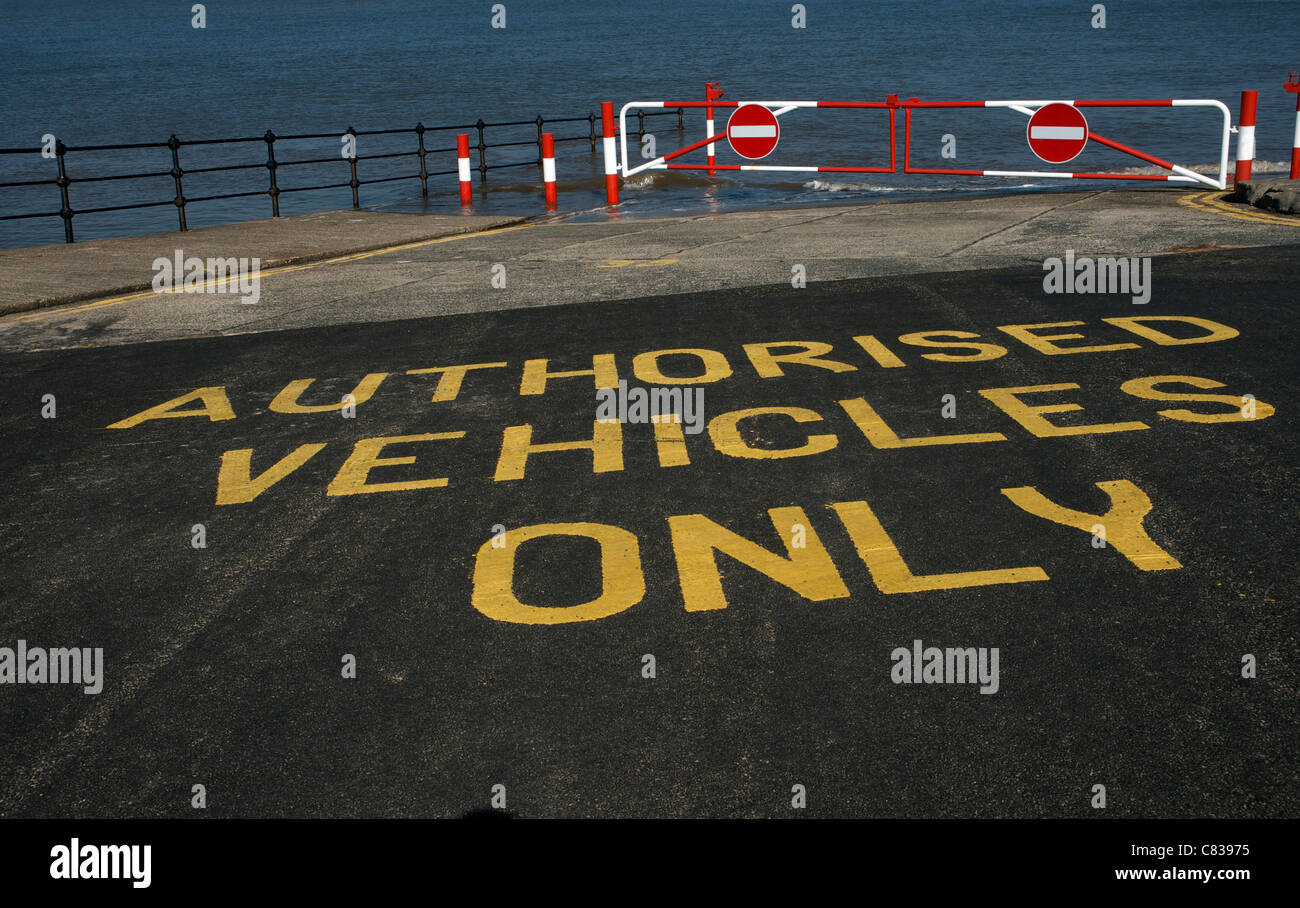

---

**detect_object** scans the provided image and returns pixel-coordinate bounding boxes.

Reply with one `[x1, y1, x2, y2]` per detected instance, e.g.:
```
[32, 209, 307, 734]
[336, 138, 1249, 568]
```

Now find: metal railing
[0, 108, 684, 243]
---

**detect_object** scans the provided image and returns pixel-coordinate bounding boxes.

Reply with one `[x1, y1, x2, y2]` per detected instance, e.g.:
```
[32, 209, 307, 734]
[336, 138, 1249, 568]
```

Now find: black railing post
[475, 119, 487, 182]
[168, 134, 187, 232]
[588, 112, 596, 151]
[415, 122, 429, 197]
[677, 107, 684, 129]
[637, 110, 646, 141]
[346, 126, 360, 209]
[54, 140, 73, 243]
[264, 130, 280, 217]
[535, 115, 544, 164]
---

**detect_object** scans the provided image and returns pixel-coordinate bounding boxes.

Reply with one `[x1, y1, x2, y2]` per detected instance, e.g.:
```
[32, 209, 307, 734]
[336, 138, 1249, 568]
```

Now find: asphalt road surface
[1, 244, 1296, 818]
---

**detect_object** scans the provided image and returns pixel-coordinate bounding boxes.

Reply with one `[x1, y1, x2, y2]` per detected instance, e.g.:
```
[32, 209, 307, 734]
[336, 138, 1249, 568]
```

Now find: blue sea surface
[0, 0, 1295, 247]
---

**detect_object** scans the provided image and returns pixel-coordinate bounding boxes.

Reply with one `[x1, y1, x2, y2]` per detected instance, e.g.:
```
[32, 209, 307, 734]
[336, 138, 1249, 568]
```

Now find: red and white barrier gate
[618, 98, 899, 181]
[901, 98, 1230, 188]
[609, 90, 1234, 205]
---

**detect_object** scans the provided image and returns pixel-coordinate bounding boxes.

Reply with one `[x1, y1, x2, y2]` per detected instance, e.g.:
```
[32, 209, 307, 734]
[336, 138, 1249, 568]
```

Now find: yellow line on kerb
[1178, 190, 1300, 226]
[12, 221, 533, 323]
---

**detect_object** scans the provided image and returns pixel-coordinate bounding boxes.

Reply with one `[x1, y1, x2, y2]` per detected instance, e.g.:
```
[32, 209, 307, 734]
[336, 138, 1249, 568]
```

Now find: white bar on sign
[730, 125, 777, 138]
[1030, 126, 1085, 140]
[984, 170, 1076, 178]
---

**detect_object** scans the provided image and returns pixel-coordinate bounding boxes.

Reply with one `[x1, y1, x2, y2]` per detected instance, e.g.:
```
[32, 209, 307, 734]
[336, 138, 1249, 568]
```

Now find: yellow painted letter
[708, 406, 838, 459]
[472, 522, 645, 624]
[495, 420, 623, 481]
[668, 506, 849, 611]
[270, 373, 389, 413]
[839, 397, 1005, 448]
[406, 362, 507, 402]
[1119, 375, 1274, 423]
[1102, 316, 1238, 347]
[632, 348, 732, 384]
[520, 354, 618, 395]
[1001, 479, 1181, 570]
[997, 321, 1138, 356]
[831, 500, 1047, 593]
[107, 387, 235, 429]
[743, 341, 857, 377]
[978, 383, 1148, 436]
[327, 432, 465, 495]
[896, 331, 1007, 363]
[216, 443, 326, 505]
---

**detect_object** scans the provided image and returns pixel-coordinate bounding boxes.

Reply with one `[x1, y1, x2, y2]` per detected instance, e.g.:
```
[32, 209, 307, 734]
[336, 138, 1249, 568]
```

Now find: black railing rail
[0, 107, 684, 243]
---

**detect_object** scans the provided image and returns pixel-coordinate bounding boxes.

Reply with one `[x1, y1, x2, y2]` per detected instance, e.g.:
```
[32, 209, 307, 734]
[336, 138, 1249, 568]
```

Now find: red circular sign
[1026, 103, 1089, 164]
[727, 104, 780, 160]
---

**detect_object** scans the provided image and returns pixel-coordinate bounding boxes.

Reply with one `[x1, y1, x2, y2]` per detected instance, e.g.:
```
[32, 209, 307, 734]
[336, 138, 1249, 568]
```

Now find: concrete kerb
[0, 209, 529, 317]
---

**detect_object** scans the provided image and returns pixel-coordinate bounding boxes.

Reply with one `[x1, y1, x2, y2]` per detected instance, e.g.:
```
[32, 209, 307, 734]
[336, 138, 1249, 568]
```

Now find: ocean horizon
[1, 0, 1296, 247]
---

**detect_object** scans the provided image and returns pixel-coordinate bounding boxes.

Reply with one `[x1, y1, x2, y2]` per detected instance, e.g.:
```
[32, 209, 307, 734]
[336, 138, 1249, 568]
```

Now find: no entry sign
[727, 104, 780, 160]
[1027, 103, 1089, 164]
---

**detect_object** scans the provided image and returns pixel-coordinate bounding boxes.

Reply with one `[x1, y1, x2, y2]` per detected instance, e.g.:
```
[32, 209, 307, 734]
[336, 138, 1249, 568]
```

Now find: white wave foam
[1112, 160, 1291, 176]
[803, 180, 953, 193]
[621, 174, 662, 189]
[802, 179, 1043, 193]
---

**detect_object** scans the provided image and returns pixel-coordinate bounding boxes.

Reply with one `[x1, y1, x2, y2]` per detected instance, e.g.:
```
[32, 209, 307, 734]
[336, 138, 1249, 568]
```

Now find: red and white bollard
[1234, 90, 1257, 183]
[457, 133, 473, 206]
[1286, 73, 1300, 179]
[541, 132, 557, 208]
[601, 101, 619, 206]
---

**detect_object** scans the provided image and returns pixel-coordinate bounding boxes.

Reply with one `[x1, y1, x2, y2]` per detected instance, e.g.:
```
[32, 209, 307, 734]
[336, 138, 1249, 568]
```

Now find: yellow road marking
[11, 222, 533, 323]
[1178, 190, 1300, 226]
